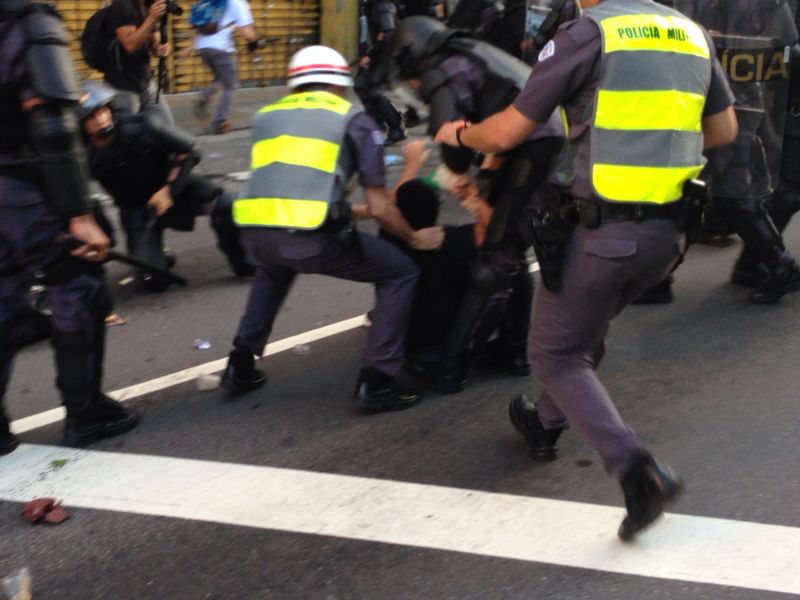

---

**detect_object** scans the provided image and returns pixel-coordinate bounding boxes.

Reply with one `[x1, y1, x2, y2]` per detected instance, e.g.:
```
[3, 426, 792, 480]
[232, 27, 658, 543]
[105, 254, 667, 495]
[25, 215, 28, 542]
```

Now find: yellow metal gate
[55, 0, 320, 92]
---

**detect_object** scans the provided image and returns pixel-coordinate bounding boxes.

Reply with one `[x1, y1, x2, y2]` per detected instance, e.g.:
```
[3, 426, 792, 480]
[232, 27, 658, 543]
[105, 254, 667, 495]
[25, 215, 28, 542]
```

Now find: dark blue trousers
[233, 228, 419, 376]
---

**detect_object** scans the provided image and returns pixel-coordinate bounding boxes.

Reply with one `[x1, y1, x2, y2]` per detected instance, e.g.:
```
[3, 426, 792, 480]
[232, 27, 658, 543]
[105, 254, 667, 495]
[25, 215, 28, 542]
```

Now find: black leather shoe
[406, 359, 467, 394]
[221, 348, 266, 395]
[618, 453, 683, 541]
[63, 395, 139, 448]
[354, 367, 421, 411]
[508, 394, 562, 460]
[748, 262, 800, 304]
[1, 412, 19, 456]
[1, 432, 18, 456]
[631, 277, 674, 305]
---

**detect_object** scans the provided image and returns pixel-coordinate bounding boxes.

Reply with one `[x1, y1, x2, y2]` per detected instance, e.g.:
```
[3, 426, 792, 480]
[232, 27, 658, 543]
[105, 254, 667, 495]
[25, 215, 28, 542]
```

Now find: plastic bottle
[383, 154, 404, 167]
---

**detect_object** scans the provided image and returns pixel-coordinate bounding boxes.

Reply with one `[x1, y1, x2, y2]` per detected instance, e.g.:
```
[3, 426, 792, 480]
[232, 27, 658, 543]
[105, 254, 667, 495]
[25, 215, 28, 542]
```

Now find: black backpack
[80, 5, 120, 72]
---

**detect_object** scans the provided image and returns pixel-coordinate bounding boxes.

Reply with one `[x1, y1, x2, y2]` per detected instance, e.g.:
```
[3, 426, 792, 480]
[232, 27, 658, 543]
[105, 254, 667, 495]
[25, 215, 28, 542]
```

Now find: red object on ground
[22, 498, 69, 525]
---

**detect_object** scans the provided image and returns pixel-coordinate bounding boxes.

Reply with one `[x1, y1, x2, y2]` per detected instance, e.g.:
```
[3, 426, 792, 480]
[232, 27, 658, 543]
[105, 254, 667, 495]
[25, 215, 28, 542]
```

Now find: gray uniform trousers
[530, 218, 683, 478]
[234, 228, 419, 375]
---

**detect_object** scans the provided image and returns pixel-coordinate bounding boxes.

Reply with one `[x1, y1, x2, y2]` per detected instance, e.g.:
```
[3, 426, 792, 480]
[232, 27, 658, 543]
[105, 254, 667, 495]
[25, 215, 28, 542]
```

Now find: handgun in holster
[329, 201, 364, 262]
[528, 203, 575, 292]
[679, 178, 708, 245]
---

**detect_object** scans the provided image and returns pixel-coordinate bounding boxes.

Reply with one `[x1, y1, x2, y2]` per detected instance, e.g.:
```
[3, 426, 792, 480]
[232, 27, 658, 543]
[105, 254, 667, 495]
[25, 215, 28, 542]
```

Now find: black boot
[1, 407, 19, 456]
[63, 394, 139, 448]
[508, 395, 562, 461]
[221, 347, 266, 395]
[353, 367, 421, 412]
[730, 252, 768, 288]
[618, 453, 683, 541]
[502, 271, 533, 376]
[748, 261, 800, 304]
[631, 276, 674, 305]
[54, 330, 139, 448]
[715, 196, 800, 303]
[505, 342, 531, 377]
[410, 357, 469, 394]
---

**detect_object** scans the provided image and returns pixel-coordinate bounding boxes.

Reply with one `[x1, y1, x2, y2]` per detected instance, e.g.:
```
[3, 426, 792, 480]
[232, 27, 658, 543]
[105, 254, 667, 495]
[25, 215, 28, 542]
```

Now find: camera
[165, 0, 183, 16]
[145, 0, 183, 16]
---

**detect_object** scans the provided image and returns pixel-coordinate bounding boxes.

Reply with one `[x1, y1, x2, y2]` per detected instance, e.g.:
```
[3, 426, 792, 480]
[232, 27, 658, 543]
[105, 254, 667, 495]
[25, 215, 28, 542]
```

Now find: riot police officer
[388, 16, 569, 392]
[0, 0, 139, 453]
[677, 0, 800, 304]
[79, 81, 254, 292]
[221, 45, 443, 411]
[437, 0, 737, 539]
[355, 0, 407, 144]
[733, 5, 800, 288]
[448, 0, 526, 59]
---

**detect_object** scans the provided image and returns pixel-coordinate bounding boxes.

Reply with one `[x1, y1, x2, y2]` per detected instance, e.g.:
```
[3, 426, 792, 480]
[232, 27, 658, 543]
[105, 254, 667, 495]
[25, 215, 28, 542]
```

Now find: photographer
[104, 0, 177, 124]
[79, 81, 254, 292]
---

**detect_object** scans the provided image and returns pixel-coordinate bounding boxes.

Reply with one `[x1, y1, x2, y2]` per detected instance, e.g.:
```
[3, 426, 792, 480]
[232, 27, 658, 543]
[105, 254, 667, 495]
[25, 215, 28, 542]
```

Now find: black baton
[58, 235, 188, 287]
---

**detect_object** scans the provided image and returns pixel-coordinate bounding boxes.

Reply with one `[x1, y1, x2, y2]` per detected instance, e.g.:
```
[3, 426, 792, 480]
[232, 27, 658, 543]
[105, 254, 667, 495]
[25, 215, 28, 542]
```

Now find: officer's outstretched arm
[702, 106, 738, 150]
[436, 105, 538, 154]
[364, 186, 444, 251]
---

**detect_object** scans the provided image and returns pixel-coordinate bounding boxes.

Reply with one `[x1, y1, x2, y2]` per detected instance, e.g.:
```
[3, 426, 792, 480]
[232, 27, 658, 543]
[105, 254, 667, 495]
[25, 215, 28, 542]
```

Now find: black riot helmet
[388, 15, 458, 79]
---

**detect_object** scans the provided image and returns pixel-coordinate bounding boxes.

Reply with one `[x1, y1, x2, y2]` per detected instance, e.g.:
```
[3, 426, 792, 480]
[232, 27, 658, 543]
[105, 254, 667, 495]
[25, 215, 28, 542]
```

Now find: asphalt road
[2, 124, 800, 599]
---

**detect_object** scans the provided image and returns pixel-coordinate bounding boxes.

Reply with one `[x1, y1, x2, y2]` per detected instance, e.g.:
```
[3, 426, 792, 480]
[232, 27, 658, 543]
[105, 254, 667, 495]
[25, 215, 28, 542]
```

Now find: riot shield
[674, 0, 798, 199]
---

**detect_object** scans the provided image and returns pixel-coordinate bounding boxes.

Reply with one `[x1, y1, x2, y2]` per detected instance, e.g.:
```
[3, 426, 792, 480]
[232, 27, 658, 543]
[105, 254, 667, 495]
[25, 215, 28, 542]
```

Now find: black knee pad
[0, 308, 52, 352]
[468, 261, 508, 295]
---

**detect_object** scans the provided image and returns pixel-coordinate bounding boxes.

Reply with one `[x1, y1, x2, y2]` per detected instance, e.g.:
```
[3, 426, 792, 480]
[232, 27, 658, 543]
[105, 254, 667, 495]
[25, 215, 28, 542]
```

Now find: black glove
[247, 37, 268, 53]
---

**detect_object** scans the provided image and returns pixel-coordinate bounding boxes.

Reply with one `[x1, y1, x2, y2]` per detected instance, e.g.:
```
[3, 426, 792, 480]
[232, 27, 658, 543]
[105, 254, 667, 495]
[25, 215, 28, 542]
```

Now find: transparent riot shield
[674, 0, 798, 199]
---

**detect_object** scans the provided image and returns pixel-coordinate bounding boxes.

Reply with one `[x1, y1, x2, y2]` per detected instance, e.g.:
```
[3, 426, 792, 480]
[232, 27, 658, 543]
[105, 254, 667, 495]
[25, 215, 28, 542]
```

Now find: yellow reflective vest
[233, 91, 359, 229]
[584, 0, 712, 204]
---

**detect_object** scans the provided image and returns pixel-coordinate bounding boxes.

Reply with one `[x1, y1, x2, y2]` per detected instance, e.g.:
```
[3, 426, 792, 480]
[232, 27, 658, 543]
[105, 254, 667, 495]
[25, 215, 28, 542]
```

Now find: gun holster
[679, 179, 708, 245]
[327, 201, 364, 262]
[528, 204, 575, 292]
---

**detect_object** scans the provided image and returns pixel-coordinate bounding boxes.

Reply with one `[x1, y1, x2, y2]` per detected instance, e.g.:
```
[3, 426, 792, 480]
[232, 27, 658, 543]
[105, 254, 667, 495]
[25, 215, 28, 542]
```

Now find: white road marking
[11, 261, 541, 436]
[2, 444, 799, 595]
[10, 316, 367, 435]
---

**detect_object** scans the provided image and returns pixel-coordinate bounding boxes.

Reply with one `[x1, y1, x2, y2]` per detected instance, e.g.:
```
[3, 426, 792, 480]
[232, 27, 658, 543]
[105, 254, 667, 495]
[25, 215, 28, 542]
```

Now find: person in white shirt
[182, 0, 265, 134]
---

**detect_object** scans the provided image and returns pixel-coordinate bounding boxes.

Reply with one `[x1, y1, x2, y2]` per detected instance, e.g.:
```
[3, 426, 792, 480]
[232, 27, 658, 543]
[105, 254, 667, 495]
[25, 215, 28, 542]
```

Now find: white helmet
[287, 45, 353, 89]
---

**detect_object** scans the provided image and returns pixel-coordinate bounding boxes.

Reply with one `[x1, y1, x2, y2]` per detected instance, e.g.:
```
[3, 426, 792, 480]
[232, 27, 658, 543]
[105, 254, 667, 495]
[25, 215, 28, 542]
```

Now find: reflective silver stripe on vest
[238, 95, 359, 210]
[585, 0, 712, 203]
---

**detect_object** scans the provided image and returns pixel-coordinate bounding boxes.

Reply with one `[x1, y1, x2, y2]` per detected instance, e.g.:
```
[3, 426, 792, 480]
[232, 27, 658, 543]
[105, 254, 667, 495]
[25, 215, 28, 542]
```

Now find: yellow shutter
[54, 0, 321, 92]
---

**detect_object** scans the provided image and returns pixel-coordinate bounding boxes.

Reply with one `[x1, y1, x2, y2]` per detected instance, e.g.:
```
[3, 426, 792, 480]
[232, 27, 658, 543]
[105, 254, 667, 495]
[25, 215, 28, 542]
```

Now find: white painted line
[10, 316, 367, 435]
[2, 444, 799, 595]
[11, 260, 541, 436]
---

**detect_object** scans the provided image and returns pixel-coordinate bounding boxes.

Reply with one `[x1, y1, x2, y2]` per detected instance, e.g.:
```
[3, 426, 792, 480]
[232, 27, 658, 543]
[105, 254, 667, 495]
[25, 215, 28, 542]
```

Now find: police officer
[79, 81, 254, 292]
[677, 0, 800, 304]
[437, 0, 737, 539]
[0, 0, 139, 454]
[733, 5, 800, 289]
[221, 45, 444, 411]
[388, 16, 568, 391]
[448, 0, 526, 59]
[355, 0, 407, 144]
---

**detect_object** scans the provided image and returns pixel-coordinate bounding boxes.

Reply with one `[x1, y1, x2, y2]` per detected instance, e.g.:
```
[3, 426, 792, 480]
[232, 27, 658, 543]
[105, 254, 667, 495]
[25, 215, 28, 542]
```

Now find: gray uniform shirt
[513, 8, 735, 201]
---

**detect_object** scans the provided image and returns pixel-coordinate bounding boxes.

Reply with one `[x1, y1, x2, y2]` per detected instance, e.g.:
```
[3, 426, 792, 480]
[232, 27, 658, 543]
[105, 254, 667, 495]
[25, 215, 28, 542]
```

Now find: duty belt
[577, 200, 683, 228]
